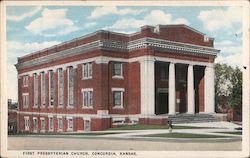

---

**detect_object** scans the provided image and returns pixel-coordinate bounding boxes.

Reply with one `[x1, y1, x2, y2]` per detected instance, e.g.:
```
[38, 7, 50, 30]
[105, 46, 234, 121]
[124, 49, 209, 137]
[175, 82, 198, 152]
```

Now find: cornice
[16, 37, 220, 70]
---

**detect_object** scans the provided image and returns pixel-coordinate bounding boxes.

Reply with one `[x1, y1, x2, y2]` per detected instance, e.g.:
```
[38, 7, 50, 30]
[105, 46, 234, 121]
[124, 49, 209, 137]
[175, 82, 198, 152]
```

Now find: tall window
[40, 118, 45, 132]
[33, 73, 38, 107]
[82, 89, 93, 108]
[113, 63, 122, 77]
[160, 65, 168, 81]
[23, 75, 29, 87]
[23, 93, 29, 108]
[58, 68, 64, 107]
[49, 117, 54, 131]
[82, 62, 92, 79]
[114, 91, 122, 106]
[41, 72, 46, 107]
[58, 118, 63, 131]
[112, 88, 124, 108]
[33, 117, 38, 132]
[24, 116, 30, 131]
[67, 118, 73, 131]
[68, 67, 74, 106]
[49, 70, 54, 107]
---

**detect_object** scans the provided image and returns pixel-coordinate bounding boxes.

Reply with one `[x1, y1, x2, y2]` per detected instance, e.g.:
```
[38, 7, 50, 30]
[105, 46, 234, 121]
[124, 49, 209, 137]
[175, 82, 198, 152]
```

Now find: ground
[8, 122, 242, 151]
[8, 137, 241, 151]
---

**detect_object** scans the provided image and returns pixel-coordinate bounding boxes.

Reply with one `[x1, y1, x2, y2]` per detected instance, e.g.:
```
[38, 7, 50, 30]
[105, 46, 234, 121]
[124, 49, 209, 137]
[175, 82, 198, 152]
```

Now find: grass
[215, 131, 242, 135]
[107, 124, 210, 130]
[139, 132, 230, 138]
[9, 132, 122, 136]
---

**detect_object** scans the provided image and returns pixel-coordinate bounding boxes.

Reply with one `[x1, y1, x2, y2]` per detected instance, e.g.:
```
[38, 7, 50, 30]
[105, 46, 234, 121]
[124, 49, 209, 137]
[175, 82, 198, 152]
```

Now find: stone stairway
[168, 113, 218, 124]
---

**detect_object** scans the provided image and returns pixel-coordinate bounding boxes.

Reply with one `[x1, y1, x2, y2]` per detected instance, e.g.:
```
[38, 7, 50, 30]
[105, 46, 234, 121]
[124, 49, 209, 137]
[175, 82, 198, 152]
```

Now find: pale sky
[6, 6, 243, 101]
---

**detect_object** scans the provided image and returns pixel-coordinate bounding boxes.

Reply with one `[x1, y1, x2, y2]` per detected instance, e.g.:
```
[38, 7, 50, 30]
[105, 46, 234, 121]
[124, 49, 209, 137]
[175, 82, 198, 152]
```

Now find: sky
[6, 6, 243, 101]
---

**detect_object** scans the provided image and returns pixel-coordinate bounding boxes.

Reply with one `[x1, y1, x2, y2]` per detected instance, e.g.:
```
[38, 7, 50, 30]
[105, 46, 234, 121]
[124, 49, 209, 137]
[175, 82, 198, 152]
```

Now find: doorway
[84, 120, 91, 131]
[155, 88, 169, 115]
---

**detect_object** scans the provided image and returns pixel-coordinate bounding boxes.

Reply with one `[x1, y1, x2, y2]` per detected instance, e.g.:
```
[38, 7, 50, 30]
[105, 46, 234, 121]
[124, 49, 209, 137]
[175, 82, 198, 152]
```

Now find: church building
[15, 24, 220, 132]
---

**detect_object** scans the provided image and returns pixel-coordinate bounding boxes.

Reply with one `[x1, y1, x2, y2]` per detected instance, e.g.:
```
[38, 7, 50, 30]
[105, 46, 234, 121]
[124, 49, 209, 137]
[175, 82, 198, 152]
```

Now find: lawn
[107, 124, 210, 130]
[139, 132, 230, 138]
[215, 131, 242, 135]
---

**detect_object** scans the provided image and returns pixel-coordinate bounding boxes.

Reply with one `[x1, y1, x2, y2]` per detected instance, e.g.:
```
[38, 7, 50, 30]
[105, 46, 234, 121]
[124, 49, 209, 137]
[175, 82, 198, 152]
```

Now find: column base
[186, 112, 195, 115]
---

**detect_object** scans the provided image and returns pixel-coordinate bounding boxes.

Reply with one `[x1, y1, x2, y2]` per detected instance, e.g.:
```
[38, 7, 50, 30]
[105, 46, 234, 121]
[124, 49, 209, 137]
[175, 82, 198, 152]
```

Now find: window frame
[24, 116, 30, 131]
[113, 62, 123, 79]
[67, 117, 73, 131]
[33, 73, 38, 108]
[22, 93, 29, 108]
[57, 117, 63, 132]
[48, 116, 54, 132]
[82, 62, 93, 80]
[112, 88, 125, 109]
[23, 75, 29, 87]
[40, 72, 46, 108]
[67, 66, 74, 107]
[81, 88, 94, 109]
[33, 117, 38, 132]
[40, 117, 45, 132]
[49, 70, 54, 108]
[58, 68, 64, 108]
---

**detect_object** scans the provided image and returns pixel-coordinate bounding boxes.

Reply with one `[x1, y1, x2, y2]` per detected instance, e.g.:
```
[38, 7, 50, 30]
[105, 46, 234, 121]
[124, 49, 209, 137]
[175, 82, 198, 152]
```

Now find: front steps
[168, 113, 218, 124]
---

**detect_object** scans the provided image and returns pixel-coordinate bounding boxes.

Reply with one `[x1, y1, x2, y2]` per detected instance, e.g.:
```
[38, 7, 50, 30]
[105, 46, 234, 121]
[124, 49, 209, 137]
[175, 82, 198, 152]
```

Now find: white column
[140, 57, 155, 115]
[187, 64, 195, 114]
[168, 62, 176, 115]
[204, 65, 215, 113]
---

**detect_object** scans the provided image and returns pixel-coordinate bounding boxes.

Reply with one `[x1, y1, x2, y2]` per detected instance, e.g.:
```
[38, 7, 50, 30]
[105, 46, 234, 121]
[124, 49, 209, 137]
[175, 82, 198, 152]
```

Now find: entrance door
[158, 93, 168, 114]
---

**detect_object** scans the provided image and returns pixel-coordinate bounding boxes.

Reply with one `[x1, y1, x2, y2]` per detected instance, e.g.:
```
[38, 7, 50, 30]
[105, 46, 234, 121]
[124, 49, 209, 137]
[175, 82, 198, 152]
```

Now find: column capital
[139, 56, 155, 63]
[205, 64, 214, 68]
[169, 61, 176, 64]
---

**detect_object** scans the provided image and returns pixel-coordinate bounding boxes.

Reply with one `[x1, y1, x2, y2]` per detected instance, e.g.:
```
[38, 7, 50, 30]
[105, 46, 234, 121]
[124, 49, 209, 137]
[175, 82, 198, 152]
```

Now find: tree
[228, 66, 242, 108]
[214, 63, 242, 112]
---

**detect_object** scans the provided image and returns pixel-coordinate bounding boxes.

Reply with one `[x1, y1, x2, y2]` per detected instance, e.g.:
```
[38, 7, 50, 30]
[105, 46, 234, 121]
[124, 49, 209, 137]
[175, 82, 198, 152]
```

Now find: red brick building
[15, 24, 220, 132]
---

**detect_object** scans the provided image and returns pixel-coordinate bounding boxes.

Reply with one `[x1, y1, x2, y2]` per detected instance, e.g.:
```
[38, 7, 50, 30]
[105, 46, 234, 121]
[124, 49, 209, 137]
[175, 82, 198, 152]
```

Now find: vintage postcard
[1, 0, 249, 158]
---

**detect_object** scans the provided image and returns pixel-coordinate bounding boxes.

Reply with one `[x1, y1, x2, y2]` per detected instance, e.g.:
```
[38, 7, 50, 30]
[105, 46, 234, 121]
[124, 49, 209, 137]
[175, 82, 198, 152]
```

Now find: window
[67, 118, 73, 131]
[160, 65, 168, 81]
[41, 72, 46, 107]
[58, 117, 63, 131]
[33, 117, 38, 132]
[82, 89, 93, 108]
[24, 116, 30, 131]
[33, 73, 38, 107]
[114, 91, 122, 106]
[58, 68, 64, 107]
[23, 93, 29, 108]
[49, 70, 54, 107]
[49, 117, 54, 131]
[113, 63, 122, 77]
[40, 118, 45, 132]
[23, 75, 29, 87]
[68, 67, 74, 106]
[112, 88, 125, 108]
[82, 62, 92, 79]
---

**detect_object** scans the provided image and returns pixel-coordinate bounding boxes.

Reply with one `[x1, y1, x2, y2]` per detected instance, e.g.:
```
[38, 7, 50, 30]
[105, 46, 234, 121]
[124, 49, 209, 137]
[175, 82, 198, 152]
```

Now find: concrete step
[168, 114, 217, 124]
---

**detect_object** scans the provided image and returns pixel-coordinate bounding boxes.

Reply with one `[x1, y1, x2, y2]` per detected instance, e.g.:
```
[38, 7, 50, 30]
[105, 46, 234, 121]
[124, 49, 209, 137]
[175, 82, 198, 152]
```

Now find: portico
[140, 56, 215, 116]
